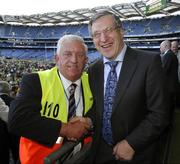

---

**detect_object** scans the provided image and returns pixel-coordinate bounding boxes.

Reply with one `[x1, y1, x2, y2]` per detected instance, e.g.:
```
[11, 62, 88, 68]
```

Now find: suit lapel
[162, 50, 171, 68]
[94, 59, 104, 118]
[112, 47, 138, 113]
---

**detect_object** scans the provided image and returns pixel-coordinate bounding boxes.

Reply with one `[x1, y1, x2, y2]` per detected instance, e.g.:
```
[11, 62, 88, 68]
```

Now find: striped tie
[68, 83, 77, 120]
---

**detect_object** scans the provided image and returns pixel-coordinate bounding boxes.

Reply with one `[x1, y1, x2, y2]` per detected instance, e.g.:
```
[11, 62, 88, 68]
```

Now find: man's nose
[71, 54, 78, 62]
[99, 32, 108, 42]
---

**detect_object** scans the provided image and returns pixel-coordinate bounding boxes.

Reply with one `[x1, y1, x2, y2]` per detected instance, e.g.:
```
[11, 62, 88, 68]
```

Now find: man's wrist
[85, 117, 94, 131]
[59, 122, 69, 137]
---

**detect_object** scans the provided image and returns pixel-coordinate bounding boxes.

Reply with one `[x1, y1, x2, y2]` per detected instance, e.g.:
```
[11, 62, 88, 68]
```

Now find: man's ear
[85, 56, 88, 64]
[120, 28, 124, 36]
[54, 54, 59, 63]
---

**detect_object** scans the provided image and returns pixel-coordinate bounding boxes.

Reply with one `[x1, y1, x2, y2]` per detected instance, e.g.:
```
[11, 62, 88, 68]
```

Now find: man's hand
[60, 117, 90, 141]
[113, 139, 135, 161]
[70, 116, 93, 130]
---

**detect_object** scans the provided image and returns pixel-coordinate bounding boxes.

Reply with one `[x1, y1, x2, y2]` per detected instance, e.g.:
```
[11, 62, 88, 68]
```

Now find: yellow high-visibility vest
[38, 66, 93, 122]
[20, 66, 93, 164]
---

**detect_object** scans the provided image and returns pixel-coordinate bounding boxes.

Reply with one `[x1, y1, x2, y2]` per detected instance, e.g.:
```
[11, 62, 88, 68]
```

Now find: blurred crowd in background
[0, 57, 55, 97]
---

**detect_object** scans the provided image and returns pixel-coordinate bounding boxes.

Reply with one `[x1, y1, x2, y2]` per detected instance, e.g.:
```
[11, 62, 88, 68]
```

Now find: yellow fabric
[38, 66, 93, 122]
[81, 71, 93, 114]
[39, 66, 68, 123]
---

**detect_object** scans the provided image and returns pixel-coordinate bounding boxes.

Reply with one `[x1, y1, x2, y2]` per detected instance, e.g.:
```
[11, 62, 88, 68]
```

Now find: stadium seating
[0, 10, 180, 164]
[0, 15, 180, 60]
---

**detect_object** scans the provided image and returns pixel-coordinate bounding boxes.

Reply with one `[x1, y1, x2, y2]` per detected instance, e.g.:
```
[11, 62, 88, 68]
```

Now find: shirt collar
[103, 44, 127, 64]
[58, 71, 81, 91]
[164, 49, 170, 55]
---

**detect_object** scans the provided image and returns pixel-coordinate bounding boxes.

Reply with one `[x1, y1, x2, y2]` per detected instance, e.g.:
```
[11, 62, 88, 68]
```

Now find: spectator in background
[0, 97, 9, 164]
[0, 81, 14, 106]
[160, 40, 179, 116]
[0, 81, 20, 164]
[10, 85, 19, 98]
[83, 11, 169, 164]
[171, 41, 180, 109]
[171, 40, 180, 82]
[8, 35, 93, 164]
[159, 40, 180, 163]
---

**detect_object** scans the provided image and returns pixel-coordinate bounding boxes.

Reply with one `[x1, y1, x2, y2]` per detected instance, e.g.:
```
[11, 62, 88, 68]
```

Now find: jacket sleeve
[85, 66, 97, 126]
[8, 73, 61, 147]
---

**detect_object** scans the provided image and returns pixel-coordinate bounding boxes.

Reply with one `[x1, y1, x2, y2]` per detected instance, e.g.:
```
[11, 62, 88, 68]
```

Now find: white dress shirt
[103, 44, 127, 95]
[59, 72, 83, 117]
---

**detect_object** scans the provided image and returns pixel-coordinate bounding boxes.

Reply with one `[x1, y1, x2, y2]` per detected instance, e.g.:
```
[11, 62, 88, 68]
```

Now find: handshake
[60, 116, 93, 141]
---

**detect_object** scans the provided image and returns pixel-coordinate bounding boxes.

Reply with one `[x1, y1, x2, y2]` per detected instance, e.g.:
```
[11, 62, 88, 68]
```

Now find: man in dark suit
[171, 40, 180, 82]
[159, 40, 179, 163]
[160, 40, 179, 117]
[83, 11, 169, 164]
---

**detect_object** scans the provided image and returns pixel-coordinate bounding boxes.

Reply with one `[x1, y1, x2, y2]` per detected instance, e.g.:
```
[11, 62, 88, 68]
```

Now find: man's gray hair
[56, 34, 88, 55]
[88, 10, 123, 36]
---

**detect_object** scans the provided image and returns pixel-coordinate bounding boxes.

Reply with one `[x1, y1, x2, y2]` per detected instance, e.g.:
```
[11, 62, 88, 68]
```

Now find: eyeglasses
[92, 26, 120, 39]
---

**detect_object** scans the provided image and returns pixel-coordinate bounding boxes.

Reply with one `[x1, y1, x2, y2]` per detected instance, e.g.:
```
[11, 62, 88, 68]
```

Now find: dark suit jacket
[87, 47, 169, 163]
[161, 49, 179, 95]
[8, 73, 61, 147]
